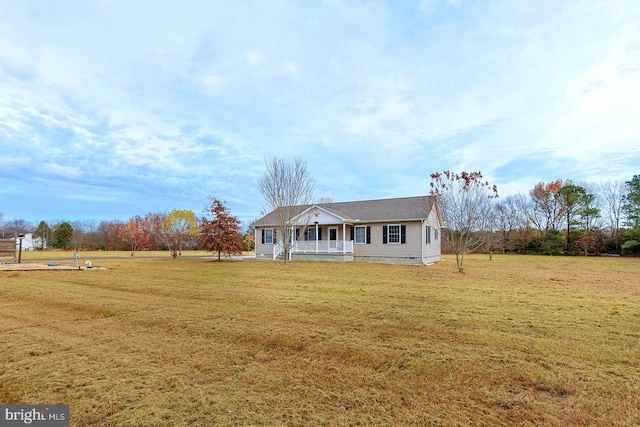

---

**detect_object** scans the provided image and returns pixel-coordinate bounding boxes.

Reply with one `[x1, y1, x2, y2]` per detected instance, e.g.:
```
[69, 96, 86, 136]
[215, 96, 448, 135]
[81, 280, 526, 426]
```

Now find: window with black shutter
[384, 225, 405, 244]
[354, 225, 368, 244]
[387, 225, 401, 244]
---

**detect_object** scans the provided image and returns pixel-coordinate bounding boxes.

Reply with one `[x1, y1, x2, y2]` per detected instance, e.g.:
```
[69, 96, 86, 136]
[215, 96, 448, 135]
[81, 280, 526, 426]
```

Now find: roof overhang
[290, 205, 352, 225]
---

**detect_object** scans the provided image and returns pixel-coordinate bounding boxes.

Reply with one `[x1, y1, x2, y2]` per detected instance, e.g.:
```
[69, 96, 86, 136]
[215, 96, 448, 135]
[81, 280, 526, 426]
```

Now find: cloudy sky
[1, 0, 639, 228]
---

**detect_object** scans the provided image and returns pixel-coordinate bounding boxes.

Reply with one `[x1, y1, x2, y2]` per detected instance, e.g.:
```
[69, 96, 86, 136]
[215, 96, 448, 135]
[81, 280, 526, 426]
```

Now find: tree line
[429, 172, 640, 273]
[2, 173, 639, 260]
[0, 198, 254, 259]
[460, 176, 640, 257]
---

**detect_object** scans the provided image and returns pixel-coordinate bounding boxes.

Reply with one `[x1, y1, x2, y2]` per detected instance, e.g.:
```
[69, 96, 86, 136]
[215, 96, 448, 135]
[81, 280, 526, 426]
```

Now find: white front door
[328, 227, 338, 251]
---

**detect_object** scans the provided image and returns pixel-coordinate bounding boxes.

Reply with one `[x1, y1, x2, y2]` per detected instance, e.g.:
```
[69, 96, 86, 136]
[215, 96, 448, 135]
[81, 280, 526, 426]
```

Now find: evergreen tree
[54, 222, 74, 249]
[622, 175, 640, 254]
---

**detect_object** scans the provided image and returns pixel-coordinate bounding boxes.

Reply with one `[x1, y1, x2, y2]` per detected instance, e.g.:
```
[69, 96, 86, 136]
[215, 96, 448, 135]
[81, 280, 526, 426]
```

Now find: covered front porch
[273, 220, 354, 260]
[273, 206, 353, 260]
[292, 236, 353, 253]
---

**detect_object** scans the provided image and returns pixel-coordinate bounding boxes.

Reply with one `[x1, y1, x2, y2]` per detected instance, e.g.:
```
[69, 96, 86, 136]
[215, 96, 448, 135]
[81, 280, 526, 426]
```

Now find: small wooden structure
[0, 235, 17, 263]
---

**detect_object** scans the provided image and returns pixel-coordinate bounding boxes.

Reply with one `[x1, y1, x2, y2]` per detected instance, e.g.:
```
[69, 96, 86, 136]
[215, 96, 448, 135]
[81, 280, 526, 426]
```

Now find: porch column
[254, 227, 258, 258]
[290, 225, 294, 261]
[342, 223, 346, 254]
[315, 222, 318, 253]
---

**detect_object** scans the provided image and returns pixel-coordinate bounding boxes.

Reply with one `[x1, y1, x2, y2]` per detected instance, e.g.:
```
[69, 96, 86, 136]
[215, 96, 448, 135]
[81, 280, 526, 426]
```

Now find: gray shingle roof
[253, 196, 437, 226]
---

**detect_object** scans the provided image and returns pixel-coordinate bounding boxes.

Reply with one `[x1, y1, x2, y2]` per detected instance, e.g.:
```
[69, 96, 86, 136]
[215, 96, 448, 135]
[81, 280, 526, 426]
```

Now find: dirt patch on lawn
[0, 263, 107, 271]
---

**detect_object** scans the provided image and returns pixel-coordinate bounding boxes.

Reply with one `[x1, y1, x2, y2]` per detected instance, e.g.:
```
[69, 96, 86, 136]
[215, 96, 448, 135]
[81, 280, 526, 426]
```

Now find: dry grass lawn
[0, 254, 638, 426]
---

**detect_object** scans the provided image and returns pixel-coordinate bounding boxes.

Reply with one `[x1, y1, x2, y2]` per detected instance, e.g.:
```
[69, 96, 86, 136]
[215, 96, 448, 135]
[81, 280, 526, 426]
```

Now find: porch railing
[273, 243, 284, 260]
[292, 240, 353, 254]
[273, 240, 354, 259]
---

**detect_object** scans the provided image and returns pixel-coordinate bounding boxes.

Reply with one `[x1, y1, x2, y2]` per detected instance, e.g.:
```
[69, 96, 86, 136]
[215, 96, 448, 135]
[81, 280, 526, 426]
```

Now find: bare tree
[429, 171, 498, 273]
[33, 221, 53, 250]
[601, 180, 627, 253]
[97, 220, 124, 251]
[493, 194, 524, 253]
[80, 219, 100, 249]
[259, 157, 315, 263]
[3, 219, 33, 236]
[317, 197, 334, 203]
[71, 221, 87, 250]
[69, 219, 101, 250]
[512, 192, 535, 230]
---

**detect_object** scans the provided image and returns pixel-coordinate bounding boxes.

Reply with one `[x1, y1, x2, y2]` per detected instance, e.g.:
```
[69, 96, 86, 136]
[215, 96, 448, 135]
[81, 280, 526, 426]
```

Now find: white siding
[352, 222, 423, 262]
[422, 208, 441, 263]
[255, 227, 276, 259]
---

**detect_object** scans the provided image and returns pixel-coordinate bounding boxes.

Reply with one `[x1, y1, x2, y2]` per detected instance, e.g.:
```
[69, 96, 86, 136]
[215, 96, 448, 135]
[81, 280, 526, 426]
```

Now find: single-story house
[18, 233, 35, 251]
[253, 196, 442, 264]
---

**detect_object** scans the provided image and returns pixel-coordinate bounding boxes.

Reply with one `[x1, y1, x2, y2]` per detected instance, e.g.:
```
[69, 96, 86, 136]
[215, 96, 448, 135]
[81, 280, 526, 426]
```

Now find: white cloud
[201, 74, 225, 92]
[418, 0, 438, 16]
[246, 51, 266, 66]
[1, 0, 639, 224]
[44, 163, 82, 179]
[282, 60, 301, 76]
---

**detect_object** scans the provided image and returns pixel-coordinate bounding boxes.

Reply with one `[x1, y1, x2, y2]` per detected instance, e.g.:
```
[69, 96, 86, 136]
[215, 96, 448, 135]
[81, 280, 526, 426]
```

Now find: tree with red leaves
[198, 197, 243, 261]
[114, 216, 153, 256]
[429, 171, 498, 272]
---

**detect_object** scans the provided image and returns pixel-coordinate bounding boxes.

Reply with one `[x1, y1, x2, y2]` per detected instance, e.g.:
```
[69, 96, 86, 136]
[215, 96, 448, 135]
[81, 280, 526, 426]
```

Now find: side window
[262, 228, 274, 244]
[426, 225, 431, 244]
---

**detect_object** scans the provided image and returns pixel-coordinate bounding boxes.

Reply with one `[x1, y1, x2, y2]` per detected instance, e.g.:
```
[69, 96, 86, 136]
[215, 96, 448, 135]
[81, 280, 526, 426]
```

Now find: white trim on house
[421, 219, 425, 261]
[387, 224, 401, 244]
[291, 205, 347, 225]
[354, 225, 367, 244]
[264, 228, 275, 244]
